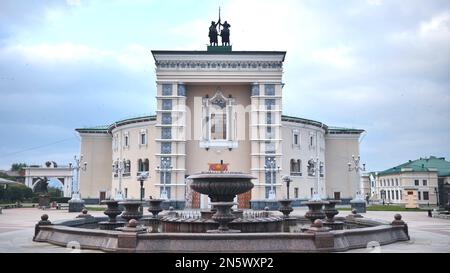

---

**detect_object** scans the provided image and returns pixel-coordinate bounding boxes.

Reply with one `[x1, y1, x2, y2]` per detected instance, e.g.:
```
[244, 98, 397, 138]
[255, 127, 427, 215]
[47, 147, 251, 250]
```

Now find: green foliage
[0, 184, 33, 203]
[10, 163, 27, 172]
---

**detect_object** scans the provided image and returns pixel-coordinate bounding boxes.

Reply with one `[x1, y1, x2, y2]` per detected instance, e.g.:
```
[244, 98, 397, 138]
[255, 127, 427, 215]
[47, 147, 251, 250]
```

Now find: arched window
[138, 159, 143, 172]
[290, 159, 302, 176]
[144, 159, 149, 172]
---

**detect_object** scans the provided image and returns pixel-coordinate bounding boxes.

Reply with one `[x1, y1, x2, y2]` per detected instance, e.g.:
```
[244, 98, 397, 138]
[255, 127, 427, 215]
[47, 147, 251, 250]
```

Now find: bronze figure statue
[220, 20, 231, 46]
[209, 20, 220, 46]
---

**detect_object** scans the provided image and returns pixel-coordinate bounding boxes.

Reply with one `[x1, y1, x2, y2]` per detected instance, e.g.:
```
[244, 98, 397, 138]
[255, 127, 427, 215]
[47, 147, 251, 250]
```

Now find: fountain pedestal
[322, 200, 344, 230]
[207, 202, 239, 233]
[303, 201, 328, 225]
[98, 200, 125, 230]
[119, 200, 144, 222]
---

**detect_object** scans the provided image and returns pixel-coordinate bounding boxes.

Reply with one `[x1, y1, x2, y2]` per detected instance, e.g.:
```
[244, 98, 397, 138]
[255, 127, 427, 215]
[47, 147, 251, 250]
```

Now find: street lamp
[137, 171, 149, 212]
[264, 158, 280, 200]
[348, 154, 367, 212]
[157, 158, 172, 200]
[281, 175, 292, 199]
[112, 158, 129, 200]
[309, 157, 324, 201]
[68, 155, 87, 212]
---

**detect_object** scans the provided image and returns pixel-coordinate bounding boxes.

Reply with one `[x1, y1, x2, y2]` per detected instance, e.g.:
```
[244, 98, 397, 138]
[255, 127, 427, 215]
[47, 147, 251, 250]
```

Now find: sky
[0, 0, 449, 172]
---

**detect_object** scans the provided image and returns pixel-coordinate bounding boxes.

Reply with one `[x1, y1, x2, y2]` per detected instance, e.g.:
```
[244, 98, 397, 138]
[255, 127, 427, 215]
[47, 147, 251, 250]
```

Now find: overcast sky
[0, 0, 449, 172]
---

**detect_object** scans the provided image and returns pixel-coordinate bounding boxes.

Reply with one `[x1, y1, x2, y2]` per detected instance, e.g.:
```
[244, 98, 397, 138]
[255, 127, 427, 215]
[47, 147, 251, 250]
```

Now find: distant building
[368, 156, 450, 208]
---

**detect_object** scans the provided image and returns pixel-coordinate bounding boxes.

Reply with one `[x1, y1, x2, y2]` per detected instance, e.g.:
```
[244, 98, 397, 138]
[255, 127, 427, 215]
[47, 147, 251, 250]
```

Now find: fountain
[322, 200, 344, 230]
[188, 172, 255, 233]
[98, 200, 125, 230]
[33, 171, 411, 252]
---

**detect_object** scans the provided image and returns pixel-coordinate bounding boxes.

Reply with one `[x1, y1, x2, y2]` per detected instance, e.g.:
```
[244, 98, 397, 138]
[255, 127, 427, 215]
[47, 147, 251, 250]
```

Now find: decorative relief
[155, 60, 283, 71]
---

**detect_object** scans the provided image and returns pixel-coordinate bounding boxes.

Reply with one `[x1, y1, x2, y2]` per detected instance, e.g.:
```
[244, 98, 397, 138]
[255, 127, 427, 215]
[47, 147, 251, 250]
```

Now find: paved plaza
[0, 207, 449, 253]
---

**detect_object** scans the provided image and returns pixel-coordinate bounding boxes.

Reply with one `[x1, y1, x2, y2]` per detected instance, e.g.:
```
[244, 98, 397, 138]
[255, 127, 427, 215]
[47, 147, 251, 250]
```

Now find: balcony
[290, 172, 302, 177]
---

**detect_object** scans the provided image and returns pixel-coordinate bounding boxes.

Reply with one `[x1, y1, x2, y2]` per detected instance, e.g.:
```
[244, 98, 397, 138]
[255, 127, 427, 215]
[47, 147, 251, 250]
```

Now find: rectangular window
[124, 135, 129, 147]
[161, 143, 171, 154]
[251, 84, 259, 96]
[140, 133, 146, 145]
[423, 191, 429, 200]
[161, 128, 172, 139]
[265, 186, 276, 199]
[266, 126, 273, 139]
[210, 113, 227, 140]
[388, 190, 391, 200]
[294, 188, 299, 199]
[396, 178, 399, 186]
[160, 172, 171, 185]
[265, 99, 276, 110]
[310, 135, 314, 146]
[177, 84, 186, 96]
[162, 84, 172, 96]
[160, 187, 171, 199]
[396, 190, 399, 200]
[162, 99, 172, 110]
[293, 134, 299, 145]
[264, 84, 275, 96]
[124, 188, 128, 199]
[414, 180, 419, 186]
[418, 191, 421, 200]
[162, 113, 172, 124]
[266, 112, 273, 124]
[310, 188, 314, 198]
[423, 180, 427, 186]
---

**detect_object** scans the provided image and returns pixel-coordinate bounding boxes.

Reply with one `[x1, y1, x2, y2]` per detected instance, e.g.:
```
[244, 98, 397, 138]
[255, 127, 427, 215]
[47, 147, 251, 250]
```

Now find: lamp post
[157, 158, 172, 200]
[348, 154, 366, 212]
[264, 158, 280, 200]
[282, 175, 292, 199]
[68, 155, 87, 212]
[137, 171, 148, 212]
[309, 157, 324, 201]
[112, 158, 129, 201]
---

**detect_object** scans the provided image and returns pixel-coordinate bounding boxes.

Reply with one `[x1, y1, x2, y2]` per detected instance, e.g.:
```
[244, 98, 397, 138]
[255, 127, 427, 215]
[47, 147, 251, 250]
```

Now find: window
[161, 128, 172, 139]
[290, 159, 301, 176]
[251, 84, 259, 96]
[124, 160, 131, 175]
[266, 126, 273, 139]
[388, 190, 391, 200]
[160, 187, 171, 199]
[319, 162, 324, 177]
[266, 112, 273, 124]
[293, 133, 299, 145]
[265, 186, 276, 199]
[396, 190, 399, 200]
[264, 84, 275, 96]
[294, 188, 299, 199]
[400, 190, 402, 200]
[177, 84, 186, 96]
[162, 99, 172, 110]
[414, 180, 419, 186]
[265, 99, 275, 110]
[140, 131, 147, 145]
[310, 135, 314, 146]
[396, 178, 399, 186]
[423, 180, 427, 186]
[161, 143, 171, 154]
[162, 84, 172, 96]
[138, 159, 149, 173]
[162, 113, 172, 124]
[124, 134, 129, 147]
[211, 113, 227, 140]
[310, 188, 314, 198]
[418, 191, 421, 200]
[423, 191, 429, 200]
[124, 188, 128, 199]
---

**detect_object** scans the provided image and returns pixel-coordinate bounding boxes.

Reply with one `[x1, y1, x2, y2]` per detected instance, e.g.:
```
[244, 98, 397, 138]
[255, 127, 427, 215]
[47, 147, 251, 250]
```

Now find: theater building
[76, 49, 364, 209]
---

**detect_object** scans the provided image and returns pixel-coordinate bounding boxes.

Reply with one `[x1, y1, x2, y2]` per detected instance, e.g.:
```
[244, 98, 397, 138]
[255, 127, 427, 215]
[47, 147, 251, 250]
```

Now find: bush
[0, 184, 33, 203]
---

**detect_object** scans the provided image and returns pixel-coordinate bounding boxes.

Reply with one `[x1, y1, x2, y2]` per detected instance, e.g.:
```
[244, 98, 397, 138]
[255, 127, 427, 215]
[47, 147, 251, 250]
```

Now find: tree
[11, 163, 27, 172]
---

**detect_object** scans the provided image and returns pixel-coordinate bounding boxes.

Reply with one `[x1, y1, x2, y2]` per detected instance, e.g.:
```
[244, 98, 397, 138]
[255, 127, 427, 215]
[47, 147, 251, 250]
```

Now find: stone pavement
[0, 207, 449, 253]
